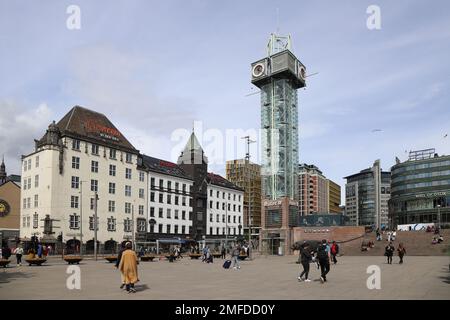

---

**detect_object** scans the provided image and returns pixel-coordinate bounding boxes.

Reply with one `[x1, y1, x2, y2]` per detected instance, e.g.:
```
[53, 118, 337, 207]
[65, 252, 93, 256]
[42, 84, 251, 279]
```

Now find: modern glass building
[389, 150, 450, 227]
[251, 34, 305, 200]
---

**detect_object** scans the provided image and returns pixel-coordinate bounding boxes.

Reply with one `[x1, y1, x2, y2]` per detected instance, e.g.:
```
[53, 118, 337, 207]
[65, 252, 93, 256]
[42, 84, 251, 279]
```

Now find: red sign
[85, 120, 121, 141]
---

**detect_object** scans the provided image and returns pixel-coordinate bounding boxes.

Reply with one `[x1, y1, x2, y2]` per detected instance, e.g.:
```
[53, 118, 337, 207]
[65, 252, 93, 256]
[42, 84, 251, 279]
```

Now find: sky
[1, 0, 450, 204]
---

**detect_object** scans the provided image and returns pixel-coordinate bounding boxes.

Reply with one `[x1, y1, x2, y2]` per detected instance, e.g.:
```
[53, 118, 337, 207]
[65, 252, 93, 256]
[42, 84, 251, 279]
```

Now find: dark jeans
[16, 254, 22, 264]
[299, 261, 310, 279]
[399, 254, 404, 264]
[387, 255, 393, 264]
[331, 254, 337, 264]
[319, 259, 330, 280]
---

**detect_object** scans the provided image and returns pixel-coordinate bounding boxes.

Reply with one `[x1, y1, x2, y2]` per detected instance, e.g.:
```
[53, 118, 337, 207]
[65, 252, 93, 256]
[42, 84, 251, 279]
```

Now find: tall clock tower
[251, 33, 306, 255]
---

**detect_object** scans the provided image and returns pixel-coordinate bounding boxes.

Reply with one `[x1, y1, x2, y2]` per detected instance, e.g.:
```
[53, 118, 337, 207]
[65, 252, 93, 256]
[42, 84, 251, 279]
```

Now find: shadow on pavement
[438, 266, 450, 284]
[0, 269, 34, 285]
[134, 284, 149, 292]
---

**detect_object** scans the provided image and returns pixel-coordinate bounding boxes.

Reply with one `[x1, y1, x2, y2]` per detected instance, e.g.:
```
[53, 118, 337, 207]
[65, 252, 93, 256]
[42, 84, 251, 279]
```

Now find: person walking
[298, 243, 312, 282]
[14, 245, 24, 266]
[330, 241, 339, 265]
[221, 245, 226, 259]
[118, 242, 139, 293]
[397, 243, 406, 264]
[317, 239, 330, 283]
[385, 242, 395, 264]
[37, 243, 43, 258]
[231, 244, 241, 270]
[2, 245, 11, 260]
[115, 244, 127, 289]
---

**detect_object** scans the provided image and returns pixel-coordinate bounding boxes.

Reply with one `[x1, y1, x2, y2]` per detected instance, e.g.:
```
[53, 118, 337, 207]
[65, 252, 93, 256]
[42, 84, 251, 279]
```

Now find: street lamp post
[225, 200, 228, 248]
[79, 181, 83, 257]
[94, 191, 98, 261]
[132, 204, 135, 251]
[437, 204, 441, 229]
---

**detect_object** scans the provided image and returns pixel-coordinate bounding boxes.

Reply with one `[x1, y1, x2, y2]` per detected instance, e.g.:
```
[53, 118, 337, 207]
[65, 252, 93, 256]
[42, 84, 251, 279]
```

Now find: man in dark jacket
[298, 243, 312, 282]
[317, 239, 330, 283]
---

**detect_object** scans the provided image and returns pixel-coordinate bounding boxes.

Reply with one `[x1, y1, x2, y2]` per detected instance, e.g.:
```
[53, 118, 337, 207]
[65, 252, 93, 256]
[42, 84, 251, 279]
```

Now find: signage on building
[264, 200, 282, 207]
[415, 191, 448, 198]
[85, 120, 121, 142]
[0, 199, 10, 217]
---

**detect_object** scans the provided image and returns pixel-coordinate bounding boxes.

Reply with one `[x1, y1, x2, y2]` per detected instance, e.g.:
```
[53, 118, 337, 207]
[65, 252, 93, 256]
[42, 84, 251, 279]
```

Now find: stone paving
[0, 255, 449, 300]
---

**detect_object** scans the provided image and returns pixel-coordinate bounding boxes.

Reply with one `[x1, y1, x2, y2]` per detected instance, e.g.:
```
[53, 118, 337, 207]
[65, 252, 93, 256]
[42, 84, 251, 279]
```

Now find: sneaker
[120, 284, 125, 289]
[320, 276, 324, 284]
[304, 279, 311, 282]
[129, 288, 136, 293]
[233, 267, 237, 270]
[297, 276, 303, 282]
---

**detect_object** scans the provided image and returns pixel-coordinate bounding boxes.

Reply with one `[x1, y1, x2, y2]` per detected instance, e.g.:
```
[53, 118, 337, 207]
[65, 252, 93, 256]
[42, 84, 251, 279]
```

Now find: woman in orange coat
[118, 242, 139, 293]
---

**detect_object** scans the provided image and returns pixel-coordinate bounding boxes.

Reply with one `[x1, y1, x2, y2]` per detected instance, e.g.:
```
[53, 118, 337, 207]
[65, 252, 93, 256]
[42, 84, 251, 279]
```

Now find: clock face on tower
[0, 199, 10, 217]
[252, 63, 265, 78]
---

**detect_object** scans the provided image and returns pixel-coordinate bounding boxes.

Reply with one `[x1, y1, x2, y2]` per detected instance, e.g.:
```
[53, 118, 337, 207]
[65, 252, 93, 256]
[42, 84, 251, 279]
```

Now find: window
[71, 176, 79, 189]
[139, 205, 144, 215]
[209, 227, 213, 235]
[217, 191, 219, 198]
[125, 185, 131, 197]
[159, 193, 163, 203]
[174, 196, 179, 205]
[90, 198, 95, 210]
[239, 216, 241, 224]
[150, 207, 155, 217]
[72, 156, 80, 169]
[107, 217, 116, 231]
[126, 153, 133, 163]
[139, 188, 144, 199]
[71, 196, 79, 208]
[27, 159, 31, 170]
[233, 204, 236, 212]
[166, 225, 171, 234]
[222, 215, 225, 223]
[223, 227, 226, 235]
[109, 149, 116, 159]
[27, 178, 31, 190]
[35, 175, 39, 188]
[216, 214, 219, 222]
[158, 224, 163, 233]
[23, 217, 26, 228]
[69, 214, 80, 229]
[167, 194, 171, 204]
[23, 179, 27, 190]
[91, 144, 99, 155]
[125, 202, 131, 214]
[150, 223, 155, 233]
[182, 197, 186, 206]
[125, 168, 132, 179]
[159, 179, 163, 189]
[181, 226, 186, 234]
[89, 216, 98, 230]
[233, 216, 236, 223]
[238, 205, 241, 212]
[109, 165, 116, 176]
[72, 139, 80, 150]
[228, 215, 231, 223]
[182, 184, 186, 193]
[228, 193, 231, 200]
[210, 214, 213, 222]
[175, 182, 179, 192]
[233, 194, 236, 201]
[150, 192, 155, 202]
[91, 179, 98, 192]
[33, 213, 38, 228]
[239, 195, 241, 202]
[150, 177, 155, 187]
[124, 219, 132, 232]
[108, 200, 115, 212]
[109, 183, 115, 194]
[167, 181, 172, 191]
[228, 204, 231, 211]
[182, 211, 186, 220]
[34, 195, 38, 208]
[216, 227, 220, 235]
[27, 197, 31, 209]
[23, 160, 27, 172]
[139, 172, 145, 182]
[222, 203, 225, 210]
[158, 208, 163, 218]
[36, 156, 39, 168]
[223, 192, 225, 199]
[138, 219, 146, 232]
[174, 210, 179, 219]
[216, 202, 219, 209]
[91, 161, 99, 173]
[26, 216, 30, 228]
[209, 201, 213, 209]
[167, 209, 171, 219]
[210, 190, 213, 197]
[174, 225, 179, 234]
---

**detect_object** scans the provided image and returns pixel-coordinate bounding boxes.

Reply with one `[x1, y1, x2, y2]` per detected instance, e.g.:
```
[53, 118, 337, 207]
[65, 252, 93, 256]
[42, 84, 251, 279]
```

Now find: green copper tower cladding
[251, 34, 306, 200]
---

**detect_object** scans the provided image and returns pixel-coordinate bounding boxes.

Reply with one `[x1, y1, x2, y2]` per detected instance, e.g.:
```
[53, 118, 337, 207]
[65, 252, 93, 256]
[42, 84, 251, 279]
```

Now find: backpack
[317, 244, 328, 260]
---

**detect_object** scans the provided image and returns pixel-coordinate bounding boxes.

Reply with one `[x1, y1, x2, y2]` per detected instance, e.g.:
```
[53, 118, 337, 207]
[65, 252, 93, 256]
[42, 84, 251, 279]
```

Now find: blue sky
[1, 1, 450, 203]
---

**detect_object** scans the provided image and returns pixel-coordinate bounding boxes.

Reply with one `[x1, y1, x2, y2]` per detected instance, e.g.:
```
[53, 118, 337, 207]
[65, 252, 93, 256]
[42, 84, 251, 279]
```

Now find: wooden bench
[238, 255, 248, 260]
[104, 256, 118, 263]
[140, 255, 157, 262]
[64, 256, 83, 264]
[26, 258, 47, 266]
[189, 253, 202, 259]
[212, 253, 223, 258]
[0, 259, 11, 268]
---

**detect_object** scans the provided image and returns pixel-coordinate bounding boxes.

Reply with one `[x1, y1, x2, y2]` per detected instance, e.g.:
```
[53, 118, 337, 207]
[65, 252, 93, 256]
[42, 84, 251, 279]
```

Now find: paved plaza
[0, 255, 449, 300]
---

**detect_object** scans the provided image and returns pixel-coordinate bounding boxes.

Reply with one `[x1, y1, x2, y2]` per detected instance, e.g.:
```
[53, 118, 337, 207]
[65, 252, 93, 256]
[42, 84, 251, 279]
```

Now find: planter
[238, 255, 248, 260]
[0, 259, 11, 268]
[104, 256, 118, 263]
[140, 255, 156, 262]
[64, 256, 83, 265]
[212, 253, 223, 258]
[189, 253, 202, 259]
[25, 258, 47, 266]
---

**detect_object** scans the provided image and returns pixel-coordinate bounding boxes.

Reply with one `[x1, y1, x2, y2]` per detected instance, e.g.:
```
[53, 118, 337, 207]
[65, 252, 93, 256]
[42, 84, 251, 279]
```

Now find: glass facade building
[389, 154, 450, 227]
